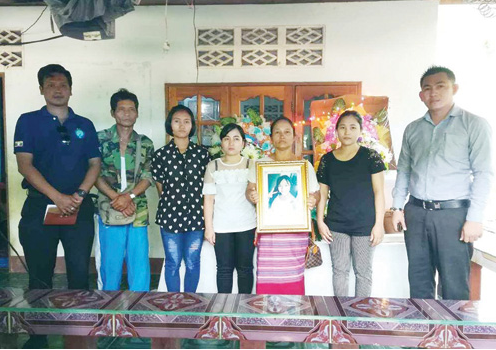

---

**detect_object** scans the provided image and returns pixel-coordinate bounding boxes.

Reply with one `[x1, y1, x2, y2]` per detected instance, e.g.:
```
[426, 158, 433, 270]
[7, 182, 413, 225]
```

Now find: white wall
[0, 0, 438, 289]
[158, 239, 410, 297]
[437, 5, 496, 219]
[436, 4, 496, 301]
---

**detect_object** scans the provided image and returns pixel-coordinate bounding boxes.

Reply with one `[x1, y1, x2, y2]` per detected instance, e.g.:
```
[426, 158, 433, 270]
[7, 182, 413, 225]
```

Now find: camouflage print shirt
[98, 125, 154, 227]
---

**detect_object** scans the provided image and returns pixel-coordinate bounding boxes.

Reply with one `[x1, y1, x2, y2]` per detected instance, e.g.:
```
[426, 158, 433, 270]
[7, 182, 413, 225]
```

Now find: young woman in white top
[203, 123, 257, 293]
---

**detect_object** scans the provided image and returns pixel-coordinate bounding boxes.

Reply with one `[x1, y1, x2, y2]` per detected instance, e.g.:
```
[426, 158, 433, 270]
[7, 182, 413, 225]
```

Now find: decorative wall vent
[286, 27, 323, 45]
[241, 28, 278, 45]
[286, 49, 323, 66]
[197, 26, 324, 68]
[0, 30, 23, 68]
[198, 50, 234, 67]
[198, 29, 234, 46]
[242, 49, 278, 66]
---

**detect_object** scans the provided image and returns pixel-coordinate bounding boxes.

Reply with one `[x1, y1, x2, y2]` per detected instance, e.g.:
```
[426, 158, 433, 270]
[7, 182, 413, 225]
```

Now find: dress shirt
[392, 104, 493, 222]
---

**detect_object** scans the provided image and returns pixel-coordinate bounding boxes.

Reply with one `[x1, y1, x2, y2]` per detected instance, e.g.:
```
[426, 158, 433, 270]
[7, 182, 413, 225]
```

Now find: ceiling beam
[0, 0, 467, 6]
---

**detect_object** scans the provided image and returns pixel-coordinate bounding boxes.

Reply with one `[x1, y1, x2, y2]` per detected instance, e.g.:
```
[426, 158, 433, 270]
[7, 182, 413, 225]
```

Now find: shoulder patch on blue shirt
[75, 128, 85, 139]
[14, 141, 23, 148]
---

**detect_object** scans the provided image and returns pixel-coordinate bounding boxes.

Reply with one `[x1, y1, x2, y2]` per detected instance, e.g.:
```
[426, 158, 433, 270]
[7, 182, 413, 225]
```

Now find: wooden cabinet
[165, 82, 361, 159]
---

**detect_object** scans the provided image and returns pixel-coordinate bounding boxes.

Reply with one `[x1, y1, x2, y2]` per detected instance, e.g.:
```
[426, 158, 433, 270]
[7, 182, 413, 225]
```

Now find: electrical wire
[21, 5, 49, 35]
[192, 0, 199, 83]
[164, 0, 169, 44]
[0, 35, 64, 46]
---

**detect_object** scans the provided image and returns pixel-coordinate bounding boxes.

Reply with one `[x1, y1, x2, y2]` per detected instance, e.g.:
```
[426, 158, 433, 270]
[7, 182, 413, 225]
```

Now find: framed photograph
[256, 160, 311, 233]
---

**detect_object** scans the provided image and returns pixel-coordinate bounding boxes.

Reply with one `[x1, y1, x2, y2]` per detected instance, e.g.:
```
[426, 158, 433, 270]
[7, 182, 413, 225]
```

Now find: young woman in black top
[151, 105, 210, 292]
[316, 110, 385, 297]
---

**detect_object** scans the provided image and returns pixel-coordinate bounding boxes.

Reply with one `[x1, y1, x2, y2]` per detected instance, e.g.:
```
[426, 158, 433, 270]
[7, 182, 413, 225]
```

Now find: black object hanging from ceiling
[44, 0, 135, 40]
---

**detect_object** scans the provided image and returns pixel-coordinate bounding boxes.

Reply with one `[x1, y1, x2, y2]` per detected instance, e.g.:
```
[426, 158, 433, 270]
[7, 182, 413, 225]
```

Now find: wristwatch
[129, 192, 136, 199]
[390, 207, 403, 212]
[77, 189, 87, 198]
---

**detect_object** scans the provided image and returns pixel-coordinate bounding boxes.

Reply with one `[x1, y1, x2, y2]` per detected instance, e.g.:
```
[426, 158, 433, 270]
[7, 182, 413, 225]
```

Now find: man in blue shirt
[14, 64, 101, 295]
[392, 66, 493, 300]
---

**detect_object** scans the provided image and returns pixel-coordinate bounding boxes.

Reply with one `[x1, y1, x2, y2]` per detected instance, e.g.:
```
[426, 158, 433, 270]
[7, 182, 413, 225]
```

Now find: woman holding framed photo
[202, 123, 257, 294]
[316, 110, 385, 297]
[246, 116, 320, 295]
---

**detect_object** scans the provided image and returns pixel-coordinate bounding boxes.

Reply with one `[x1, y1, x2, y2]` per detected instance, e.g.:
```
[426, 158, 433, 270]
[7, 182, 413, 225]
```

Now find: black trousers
[404, 201, 472, 300]
[19, 195, 95, 290]
[214, 228, 256, 294]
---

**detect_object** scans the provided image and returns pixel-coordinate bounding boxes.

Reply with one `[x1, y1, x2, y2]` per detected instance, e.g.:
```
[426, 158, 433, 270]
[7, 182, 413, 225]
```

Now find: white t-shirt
[202, 157, 257, 233]
[120, 156, 127, 192]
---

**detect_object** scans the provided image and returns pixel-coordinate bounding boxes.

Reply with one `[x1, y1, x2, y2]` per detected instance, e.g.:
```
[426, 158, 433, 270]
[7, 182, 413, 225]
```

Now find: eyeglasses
[56, 126, 71, 145]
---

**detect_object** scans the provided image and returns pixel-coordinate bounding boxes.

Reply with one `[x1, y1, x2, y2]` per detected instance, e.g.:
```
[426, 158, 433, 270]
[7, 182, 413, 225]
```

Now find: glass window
[179, 95, 221, 146]
[201, 97, 220, 121]
[179, 97, 197, 116]
[201, 125, 216, 146]
[264, 96, 284, 122]
[241, 97, 260, 116]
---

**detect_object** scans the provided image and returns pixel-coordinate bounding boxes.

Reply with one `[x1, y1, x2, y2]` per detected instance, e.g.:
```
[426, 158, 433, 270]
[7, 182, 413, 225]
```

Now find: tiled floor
[0, 270, 161, 290]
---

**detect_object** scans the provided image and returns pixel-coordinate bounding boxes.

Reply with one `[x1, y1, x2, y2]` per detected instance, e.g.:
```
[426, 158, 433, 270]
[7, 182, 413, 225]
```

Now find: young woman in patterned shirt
[152, 105, 210, 292]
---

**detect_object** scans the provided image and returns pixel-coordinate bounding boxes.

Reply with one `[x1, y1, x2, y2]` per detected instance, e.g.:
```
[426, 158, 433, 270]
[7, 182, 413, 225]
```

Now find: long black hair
[269, 175, 293, 208]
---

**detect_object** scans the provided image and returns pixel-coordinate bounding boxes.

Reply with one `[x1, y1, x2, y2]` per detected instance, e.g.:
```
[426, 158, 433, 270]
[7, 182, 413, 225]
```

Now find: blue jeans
[98, 216, 150, 292]
[160, 229, 204, 292]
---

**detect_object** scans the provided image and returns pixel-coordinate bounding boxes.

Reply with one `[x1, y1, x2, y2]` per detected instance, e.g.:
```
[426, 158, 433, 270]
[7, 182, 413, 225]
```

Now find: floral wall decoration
[310, 95, 396, 170]
[208, 108, 273, 160]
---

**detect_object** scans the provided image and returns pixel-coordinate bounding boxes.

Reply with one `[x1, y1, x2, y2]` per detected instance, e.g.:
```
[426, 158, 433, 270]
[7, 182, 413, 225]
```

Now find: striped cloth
[256, 232, 309, 295]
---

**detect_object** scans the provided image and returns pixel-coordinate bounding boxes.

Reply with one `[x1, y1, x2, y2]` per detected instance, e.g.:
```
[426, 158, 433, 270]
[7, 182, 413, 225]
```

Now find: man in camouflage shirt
[95, 89, 154, 291]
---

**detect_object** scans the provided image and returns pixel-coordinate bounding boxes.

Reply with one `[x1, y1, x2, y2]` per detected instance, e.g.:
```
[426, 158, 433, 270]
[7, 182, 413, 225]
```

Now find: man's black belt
[409, 196, 470, 210]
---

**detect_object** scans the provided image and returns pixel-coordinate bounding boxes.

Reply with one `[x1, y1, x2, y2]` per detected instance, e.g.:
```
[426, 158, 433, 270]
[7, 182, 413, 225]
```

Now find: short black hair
[336, 110, 363, 130]
[37, 64, 72, 87]
[220, 123, 245, 141]
[420, 66, 456, 87]
[165, 105, 196, 137]
[270, 116, 295, 137]
[110, 89, 139, 112]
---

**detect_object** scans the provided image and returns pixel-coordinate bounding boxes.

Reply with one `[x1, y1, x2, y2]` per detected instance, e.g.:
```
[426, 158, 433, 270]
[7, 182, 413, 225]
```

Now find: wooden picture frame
[256, 161, 311, 233]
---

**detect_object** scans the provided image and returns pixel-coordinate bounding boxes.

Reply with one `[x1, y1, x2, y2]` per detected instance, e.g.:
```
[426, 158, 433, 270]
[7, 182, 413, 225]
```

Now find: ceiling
[0, 0, 464, 6]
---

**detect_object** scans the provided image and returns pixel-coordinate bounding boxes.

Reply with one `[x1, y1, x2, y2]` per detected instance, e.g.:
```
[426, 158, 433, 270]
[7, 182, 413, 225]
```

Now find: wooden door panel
[230, 86, 293, 119]
[295, 83, 361, 119]
[166, 86, 229, 117]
